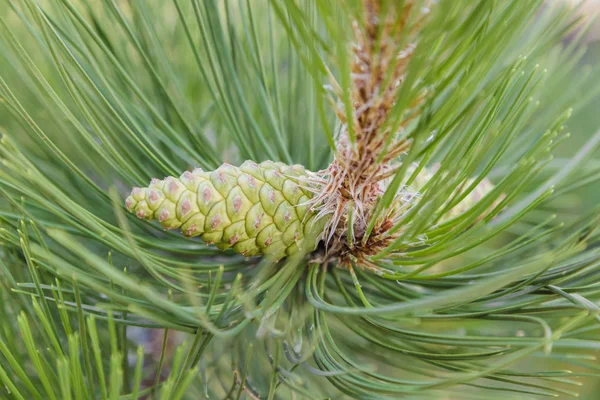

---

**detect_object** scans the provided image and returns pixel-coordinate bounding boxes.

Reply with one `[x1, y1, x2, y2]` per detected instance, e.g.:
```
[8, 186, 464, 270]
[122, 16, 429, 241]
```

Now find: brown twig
[310, 0, 433, 267]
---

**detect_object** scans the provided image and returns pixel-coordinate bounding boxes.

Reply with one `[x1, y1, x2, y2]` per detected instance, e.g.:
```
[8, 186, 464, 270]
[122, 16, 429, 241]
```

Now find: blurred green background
[551, 6, 600, 398]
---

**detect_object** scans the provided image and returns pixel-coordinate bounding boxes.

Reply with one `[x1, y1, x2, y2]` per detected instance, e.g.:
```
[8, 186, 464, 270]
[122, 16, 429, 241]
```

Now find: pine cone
[125, 161, 326, 260]
[408, 165, 501, 222]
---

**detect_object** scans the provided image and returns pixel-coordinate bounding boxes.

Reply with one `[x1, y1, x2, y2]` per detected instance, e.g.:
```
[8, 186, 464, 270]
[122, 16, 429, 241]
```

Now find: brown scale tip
[125, 197, 134, 209]
[211, 214, 221, 230]
[202, 187, 212, 203]
[159, 209, 169, 222]
[233, 195, 242, 213]
[180, 199, 192, 217]
[254, 213, 263, 229]
[167, 179, 179, 194]
[185, 224, 197, 237]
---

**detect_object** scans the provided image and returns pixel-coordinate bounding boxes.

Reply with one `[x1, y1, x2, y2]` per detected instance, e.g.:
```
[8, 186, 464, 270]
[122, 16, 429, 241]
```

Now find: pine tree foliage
[0, 0, 599, 399]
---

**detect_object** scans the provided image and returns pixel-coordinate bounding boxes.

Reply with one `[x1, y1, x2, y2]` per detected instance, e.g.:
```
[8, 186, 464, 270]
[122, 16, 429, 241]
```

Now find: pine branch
[0, 1, 599, 399]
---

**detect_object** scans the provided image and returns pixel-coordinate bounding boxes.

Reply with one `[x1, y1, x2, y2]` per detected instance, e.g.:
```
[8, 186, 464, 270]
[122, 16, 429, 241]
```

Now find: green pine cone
[407, 165, 500, 222]
[125, 161, 326, 260]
